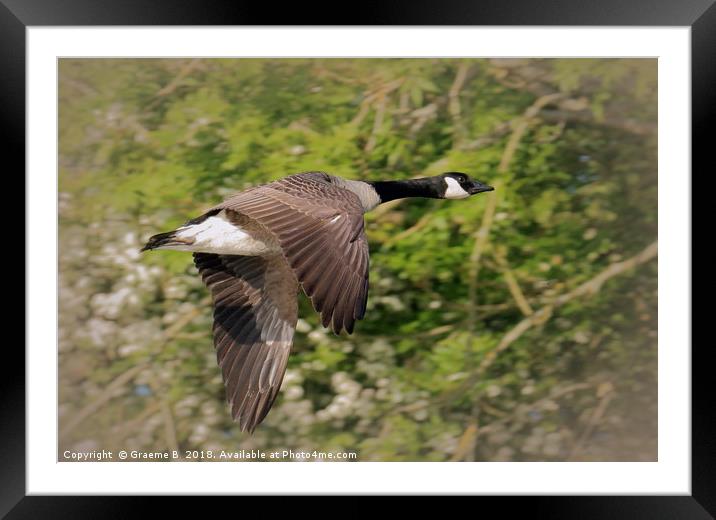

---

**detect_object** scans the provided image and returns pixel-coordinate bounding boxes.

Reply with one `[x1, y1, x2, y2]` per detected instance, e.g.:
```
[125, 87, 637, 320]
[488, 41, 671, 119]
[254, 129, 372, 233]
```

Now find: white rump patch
[173, 210, 275, 255]
[444, 177, 470, 199]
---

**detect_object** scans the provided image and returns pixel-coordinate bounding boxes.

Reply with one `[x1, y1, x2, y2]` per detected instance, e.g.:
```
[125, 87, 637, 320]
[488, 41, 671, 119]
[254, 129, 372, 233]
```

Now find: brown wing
[193, 252, 298, 433]
[215, 173, 369, 334]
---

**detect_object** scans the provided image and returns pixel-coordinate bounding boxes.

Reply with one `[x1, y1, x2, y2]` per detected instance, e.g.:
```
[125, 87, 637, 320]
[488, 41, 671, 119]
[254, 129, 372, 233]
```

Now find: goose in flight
[142, 171, 494, 432]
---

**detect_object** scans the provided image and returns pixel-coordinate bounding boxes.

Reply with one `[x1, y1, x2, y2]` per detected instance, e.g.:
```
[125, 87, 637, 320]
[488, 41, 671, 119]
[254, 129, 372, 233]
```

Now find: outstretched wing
[215, 173, 370, 334]
[193, 252, 298, 433]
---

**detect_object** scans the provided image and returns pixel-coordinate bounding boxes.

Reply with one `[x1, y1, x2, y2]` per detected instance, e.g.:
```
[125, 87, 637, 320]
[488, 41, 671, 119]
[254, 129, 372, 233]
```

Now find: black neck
[368, 177, 442, 203]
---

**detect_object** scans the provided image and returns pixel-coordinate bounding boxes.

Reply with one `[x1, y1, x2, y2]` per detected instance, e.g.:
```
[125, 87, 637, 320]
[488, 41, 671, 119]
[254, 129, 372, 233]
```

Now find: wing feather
[194, 252, 298, 433]
[215, 173, 370, 334]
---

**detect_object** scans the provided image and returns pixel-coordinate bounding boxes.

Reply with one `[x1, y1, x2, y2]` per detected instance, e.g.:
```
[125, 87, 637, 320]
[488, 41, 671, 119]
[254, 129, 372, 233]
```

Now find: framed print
[6, 0, 710, 514]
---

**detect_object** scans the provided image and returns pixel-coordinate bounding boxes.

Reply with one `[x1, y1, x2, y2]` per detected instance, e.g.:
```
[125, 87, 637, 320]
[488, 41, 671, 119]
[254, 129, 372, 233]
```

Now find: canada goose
[142, 171, 494, 432]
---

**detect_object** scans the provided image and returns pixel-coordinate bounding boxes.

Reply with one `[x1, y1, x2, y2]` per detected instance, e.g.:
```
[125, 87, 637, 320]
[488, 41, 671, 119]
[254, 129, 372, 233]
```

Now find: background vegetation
[58, 58, 657, 462]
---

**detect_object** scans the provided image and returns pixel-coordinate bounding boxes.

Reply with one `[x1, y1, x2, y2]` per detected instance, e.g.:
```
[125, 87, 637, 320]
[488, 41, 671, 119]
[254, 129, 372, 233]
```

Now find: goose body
[142, 171, 493, 432]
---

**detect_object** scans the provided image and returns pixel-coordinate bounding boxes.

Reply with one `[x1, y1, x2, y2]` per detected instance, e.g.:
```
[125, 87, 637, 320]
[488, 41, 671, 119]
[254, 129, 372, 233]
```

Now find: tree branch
[448, 62, 472, 148]
[145, 59, 202, 111]
[160, 397, 181, 457]
[392, 240, 658, 417]
[466, 93, 564, 328]
[494, 247, 534, 317]
[539, 109, 656, 136]
[567, 382, 615, 461]
[156, 59, 202, 97]
[364, 93, 388, 153]
[465, 240, 657, 393]
[449, 421, 479, 461]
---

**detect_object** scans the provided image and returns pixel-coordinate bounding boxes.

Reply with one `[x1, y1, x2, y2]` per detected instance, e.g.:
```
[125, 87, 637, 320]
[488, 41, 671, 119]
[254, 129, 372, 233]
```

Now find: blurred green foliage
[59, 58, 657, 462]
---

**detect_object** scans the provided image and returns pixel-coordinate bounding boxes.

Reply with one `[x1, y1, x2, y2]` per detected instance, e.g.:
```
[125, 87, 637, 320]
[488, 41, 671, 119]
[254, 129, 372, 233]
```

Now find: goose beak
[468, 181, 494, 195]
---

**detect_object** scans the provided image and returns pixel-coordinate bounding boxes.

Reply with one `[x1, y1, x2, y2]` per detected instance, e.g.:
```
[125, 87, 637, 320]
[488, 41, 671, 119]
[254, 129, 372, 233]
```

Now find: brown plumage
[212, 172, 370, 335]
[193, 253, 297, 433]
[143, 170, 494, 432]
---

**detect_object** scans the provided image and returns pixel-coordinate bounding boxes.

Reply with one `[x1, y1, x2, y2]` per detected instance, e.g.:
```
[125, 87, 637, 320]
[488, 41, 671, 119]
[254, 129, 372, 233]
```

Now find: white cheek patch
[444, 177, 470, 199]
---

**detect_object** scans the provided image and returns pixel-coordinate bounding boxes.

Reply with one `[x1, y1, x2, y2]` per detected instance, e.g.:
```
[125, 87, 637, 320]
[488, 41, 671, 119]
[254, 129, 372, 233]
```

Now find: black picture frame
[5, 0, 707, 514]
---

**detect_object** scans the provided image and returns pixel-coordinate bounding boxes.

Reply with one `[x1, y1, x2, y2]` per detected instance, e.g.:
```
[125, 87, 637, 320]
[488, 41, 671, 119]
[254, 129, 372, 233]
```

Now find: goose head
[439, 172, 494, 199]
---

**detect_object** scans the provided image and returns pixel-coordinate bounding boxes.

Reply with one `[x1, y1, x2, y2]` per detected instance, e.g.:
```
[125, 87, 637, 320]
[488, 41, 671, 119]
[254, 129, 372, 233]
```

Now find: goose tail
[141, 230, 191, 251]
